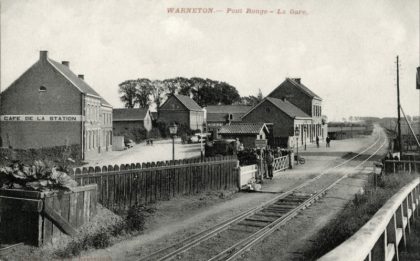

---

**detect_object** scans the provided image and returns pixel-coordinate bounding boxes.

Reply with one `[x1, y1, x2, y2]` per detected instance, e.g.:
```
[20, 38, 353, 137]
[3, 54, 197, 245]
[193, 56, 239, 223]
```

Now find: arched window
[39, 86, 47, 92]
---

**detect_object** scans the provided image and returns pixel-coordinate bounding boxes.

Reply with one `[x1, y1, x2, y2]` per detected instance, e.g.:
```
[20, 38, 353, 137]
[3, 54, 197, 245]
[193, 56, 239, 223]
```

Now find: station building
[0, 51, 113, 160]
[242, 78, 327, 148]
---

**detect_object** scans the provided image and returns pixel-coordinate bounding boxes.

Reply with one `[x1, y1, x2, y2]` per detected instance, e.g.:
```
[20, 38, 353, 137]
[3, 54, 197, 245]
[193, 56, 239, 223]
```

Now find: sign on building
[0, 115, 84, 122]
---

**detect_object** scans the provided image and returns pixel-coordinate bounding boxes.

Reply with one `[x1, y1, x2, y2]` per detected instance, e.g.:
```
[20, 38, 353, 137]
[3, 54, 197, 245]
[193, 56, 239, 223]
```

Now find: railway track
[140, 131, 387, 261]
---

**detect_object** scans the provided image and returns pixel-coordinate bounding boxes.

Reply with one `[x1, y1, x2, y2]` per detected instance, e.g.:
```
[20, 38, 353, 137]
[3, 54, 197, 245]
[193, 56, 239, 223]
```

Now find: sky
[1, 0, 419, 121]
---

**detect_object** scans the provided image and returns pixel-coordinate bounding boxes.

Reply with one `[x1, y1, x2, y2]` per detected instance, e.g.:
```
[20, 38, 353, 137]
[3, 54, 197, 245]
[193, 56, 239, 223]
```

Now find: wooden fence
[74, 156, 238, 211]
[384, 160, 420, 174]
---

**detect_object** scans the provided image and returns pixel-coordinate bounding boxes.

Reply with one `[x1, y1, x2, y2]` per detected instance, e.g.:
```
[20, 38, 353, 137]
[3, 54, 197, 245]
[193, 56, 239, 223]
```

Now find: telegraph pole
[396, 56, 403, 157]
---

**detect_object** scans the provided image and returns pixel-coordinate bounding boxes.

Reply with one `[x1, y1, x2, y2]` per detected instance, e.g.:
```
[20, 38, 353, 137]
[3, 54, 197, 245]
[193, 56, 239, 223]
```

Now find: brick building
[266, 78, 326, 145]
[242, 97, 312, 147]
[0, 51, 112, 159]
[158, 94, 205, 131]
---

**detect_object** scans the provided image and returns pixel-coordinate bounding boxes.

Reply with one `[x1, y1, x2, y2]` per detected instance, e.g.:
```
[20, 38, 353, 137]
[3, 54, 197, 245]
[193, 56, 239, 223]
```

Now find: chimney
[61, 61, 70, 68]
[282, 97, 287, 102]
[40, 50, 48, 60]
[293, 78, 301, 84]
[78, 74, 84, 80]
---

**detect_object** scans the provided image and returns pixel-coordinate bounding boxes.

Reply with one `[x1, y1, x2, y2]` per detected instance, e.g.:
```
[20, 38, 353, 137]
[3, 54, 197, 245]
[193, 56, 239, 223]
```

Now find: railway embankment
[304, 172, 420, 260]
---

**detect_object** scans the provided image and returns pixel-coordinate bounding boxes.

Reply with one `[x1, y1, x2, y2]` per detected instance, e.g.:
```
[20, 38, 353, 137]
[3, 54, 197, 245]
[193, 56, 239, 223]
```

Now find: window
[39, 86, 47, 92]
[265, 107, 270, 113]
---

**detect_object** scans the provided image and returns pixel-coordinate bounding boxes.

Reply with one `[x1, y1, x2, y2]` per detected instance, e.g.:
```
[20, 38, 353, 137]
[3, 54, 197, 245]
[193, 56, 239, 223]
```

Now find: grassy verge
[400, 218, 420, 260]
[303, 172, 419, 260]
[53, 204, 155, 258]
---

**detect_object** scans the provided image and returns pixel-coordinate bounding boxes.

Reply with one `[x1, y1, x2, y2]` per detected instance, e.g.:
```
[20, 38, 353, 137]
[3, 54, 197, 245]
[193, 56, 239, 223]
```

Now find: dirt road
[84, 128, 385, 260]
[85, 139, 201, 167]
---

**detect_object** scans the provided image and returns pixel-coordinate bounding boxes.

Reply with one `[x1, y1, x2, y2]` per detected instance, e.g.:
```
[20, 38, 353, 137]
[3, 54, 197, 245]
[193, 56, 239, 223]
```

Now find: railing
[319, 178, 420, 261]
[273, 155, 289, 172]
[74, 156, 239, 211]
[384, 160, 420, 174]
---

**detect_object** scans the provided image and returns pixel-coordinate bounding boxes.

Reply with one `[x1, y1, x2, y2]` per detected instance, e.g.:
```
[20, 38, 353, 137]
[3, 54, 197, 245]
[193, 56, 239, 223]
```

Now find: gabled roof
[206, 105, 252, 123]
[219, 122, 269, 135]
[113, 108, 149, 121]
[48, 59, 112, 107]
[266, 97, 310, 118]
[207, 113, 244, 122]
[242, 97, 311, 119]
[206, 105, 252, 114]
[268, 78, 322, 101]
[172, 94, 203, 111]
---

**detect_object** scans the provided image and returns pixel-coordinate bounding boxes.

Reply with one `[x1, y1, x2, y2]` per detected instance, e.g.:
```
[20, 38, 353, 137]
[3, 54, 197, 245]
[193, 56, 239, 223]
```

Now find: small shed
[218, 123, 269, 148]
[112, 108, 152, 135]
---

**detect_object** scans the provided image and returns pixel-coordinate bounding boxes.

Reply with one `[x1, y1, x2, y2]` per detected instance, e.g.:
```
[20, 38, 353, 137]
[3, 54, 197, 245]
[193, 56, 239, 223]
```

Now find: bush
[125, 204, 155, 232]
[0, 145, 83, 170]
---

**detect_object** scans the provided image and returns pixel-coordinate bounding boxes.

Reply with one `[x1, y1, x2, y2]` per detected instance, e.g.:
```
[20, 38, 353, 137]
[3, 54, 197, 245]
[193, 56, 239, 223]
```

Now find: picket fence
[73, 156, 238, 211]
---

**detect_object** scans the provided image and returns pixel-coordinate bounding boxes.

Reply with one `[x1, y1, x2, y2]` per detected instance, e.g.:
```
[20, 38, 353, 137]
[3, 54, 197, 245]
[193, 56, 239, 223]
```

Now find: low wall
[319, 178, 420, 261]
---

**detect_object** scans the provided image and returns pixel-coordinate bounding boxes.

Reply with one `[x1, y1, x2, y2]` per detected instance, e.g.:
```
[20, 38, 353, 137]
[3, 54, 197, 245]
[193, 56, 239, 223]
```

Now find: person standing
[316, 136, 320, 148]
[326, 136, 331, 148]
[266, 150, 274, 179]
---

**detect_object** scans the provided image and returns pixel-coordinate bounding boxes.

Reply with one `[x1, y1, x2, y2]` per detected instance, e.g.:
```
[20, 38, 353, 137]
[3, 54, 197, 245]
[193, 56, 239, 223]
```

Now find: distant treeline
[118, 77, 263, 108]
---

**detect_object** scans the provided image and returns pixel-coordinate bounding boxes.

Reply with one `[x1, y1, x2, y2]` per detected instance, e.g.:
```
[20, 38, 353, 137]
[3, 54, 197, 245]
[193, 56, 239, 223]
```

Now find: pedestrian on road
[266, 150, 274, 179]
[326, 136, 331, 148]
[316, 136, 320, 148]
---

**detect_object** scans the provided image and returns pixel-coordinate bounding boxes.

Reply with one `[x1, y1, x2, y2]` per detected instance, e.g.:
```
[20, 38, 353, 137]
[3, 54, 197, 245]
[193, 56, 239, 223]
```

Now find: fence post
[237, 161, 241, 190]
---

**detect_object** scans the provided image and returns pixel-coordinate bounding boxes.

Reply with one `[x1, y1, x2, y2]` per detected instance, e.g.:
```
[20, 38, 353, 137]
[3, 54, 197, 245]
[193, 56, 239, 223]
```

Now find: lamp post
[295, 126, 300, 165]
[169, 123, 178, 161]
[303, 125, 307, 150]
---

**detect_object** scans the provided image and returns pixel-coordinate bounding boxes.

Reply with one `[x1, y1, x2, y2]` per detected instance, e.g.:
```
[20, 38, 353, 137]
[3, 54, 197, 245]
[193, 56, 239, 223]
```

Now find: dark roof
[206, 105, 251, 123]
[219, 123, 268, 135]
[207, 113, 244, 122]
[286, 78, 322, 100]
[172, 94, 202, 111]
[48, 59, 112, 107]
[113, 108, 149, 121]
[206, 105, 252, 114]
[266, 97, 310, 118]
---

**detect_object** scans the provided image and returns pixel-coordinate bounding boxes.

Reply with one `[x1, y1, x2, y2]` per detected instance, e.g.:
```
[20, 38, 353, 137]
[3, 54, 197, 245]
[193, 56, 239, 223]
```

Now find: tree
[163, 78, 180, 95]
[151, 80, 166, 109]
[118, 80, 138, 108]
[135, 78, 153, 108]
[240, 95, 260, 106]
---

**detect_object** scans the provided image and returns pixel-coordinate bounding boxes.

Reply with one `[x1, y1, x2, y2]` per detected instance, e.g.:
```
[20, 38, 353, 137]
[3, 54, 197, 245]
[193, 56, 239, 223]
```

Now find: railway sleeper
[237, 222, 268, 228]
[254, 212, 284, 218]
[266, 205, 297, 210]
[245, 217, 275, 223]
[282, 196, 309, 200]
[277, 199, 306, 204]
[263, 207, 291, 212]
[273, 202, 300, 207]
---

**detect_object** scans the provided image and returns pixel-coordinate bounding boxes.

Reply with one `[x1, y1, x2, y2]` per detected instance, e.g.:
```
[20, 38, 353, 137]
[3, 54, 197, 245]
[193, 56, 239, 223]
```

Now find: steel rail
[218, 135, 387, 261]
[139, 133, 383, 261]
